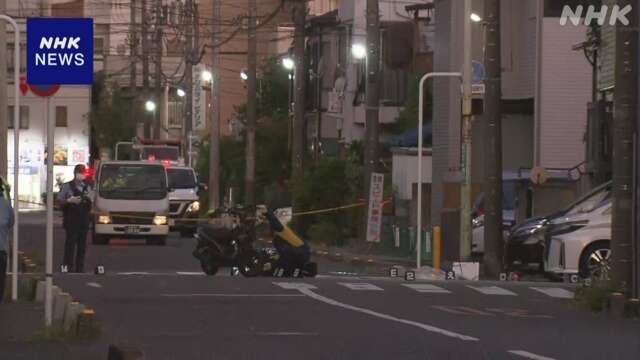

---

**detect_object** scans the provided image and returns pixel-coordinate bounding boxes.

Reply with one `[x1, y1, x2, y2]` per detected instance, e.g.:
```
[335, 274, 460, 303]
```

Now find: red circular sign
[29, 84, 60, 97]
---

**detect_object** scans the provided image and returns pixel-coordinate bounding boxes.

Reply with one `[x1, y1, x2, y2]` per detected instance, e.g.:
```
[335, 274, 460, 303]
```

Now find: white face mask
[75, 173, 85, 182]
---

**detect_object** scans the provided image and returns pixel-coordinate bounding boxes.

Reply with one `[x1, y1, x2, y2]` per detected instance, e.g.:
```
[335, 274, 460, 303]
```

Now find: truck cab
[93, 161, 170, 245]
[167, 166, 201, 237]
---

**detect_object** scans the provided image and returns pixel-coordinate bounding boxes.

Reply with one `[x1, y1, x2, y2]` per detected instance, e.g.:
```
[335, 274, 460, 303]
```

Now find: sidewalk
[0, 302, 105, 359]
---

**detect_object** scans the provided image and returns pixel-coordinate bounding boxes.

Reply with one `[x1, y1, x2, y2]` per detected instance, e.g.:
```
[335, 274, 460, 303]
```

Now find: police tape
[16, 198, 393, 223]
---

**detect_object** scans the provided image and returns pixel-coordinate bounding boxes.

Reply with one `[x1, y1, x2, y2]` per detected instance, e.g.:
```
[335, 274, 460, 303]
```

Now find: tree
[90, 79, 137, 154]
[391, 74, 433, 135]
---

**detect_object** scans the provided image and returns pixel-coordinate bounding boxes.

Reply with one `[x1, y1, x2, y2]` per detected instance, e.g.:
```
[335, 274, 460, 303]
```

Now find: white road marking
[161, 293, 305, 298]
[530, 287, 574, 299]
[403, 284, 451, 294]
[338, 282, 384, 291]
[273, 282, 318, 290]
[467, 285, 517, 296]
[508, 350, 556, 360]
[117, 272, 152, 275]
[295, 287, 478, 341]
[86, 282, 102, 288]
[255, 332, 318, 336]
[176, 271, 206, 276]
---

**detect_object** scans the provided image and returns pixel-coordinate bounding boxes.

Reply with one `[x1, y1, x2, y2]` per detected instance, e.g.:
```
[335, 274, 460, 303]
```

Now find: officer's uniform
[58, 180, 92, 273]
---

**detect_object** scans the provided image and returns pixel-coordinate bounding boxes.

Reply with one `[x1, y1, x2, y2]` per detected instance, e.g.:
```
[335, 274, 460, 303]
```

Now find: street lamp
[470, 13, 482, 22]
[282, 57, 294, 70]
[145, 100, 157, 112]
[176, 88, 186, 97]
[201, 70, 213, 82]
[351, 43, 367, 60]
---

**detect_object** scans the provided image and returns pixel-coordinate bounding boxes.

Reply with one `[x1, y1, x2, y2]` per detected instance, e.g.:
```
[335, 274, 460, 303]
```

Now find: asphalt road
[10, 212, 640, 360]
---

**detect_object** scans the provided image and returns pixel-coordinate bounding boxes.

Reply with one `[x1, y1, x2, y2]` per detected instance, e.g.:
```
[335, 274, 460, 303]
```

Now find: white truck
[167, 166, 202, 237]
[92, 161, 171, 245]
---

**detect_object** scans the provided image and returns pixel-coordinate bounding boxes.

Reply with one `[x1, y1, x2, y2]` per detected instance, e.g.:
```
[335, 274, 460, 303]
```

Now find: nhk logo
[560, 4, 633, 26]
[27, 18, 93, 85]
[35, 37, 86, 66]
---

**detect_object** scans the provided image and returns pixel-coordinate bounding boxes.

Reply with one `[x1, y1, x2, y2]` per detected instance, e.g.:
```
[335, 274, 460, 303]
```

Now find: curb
[312, 248, 414, 267]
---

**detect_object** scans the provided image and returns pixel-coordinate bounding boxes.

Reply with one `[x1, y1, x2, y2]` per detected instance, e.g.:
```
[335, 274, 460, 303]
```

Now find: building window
[94, 37, 104, 55]
[56, 106, 68, 127]
[8, 105, 29, 129]
[168, 100, 184, 128]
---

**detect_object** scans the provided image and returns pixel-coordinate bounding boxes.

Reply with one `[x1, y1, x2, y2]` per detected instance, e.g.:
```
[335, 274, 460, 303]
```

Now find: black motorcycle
[192, 208, 263, 277]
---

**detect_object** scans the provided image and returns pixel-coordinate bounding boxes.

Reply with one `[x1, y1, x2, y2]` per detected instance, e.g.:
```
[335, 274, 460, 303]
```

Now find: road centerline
[508, 350, 557, 360]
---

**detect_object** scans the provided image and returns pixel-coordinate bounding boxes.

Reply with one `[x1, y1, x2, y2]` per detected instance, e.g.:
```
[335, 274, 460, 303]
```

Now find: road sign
[26, 18, 94, 85]
[29, 84, 60, 97]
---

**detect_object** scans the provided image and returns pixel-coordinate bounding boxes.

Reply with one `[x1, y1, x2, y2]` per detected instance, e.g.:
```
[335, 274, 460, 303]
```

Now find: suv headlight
[153, 215, 168, 225]
[472, 217, 484, 228]
[186, 201, 200, 213]
[549, 220, 588, 236]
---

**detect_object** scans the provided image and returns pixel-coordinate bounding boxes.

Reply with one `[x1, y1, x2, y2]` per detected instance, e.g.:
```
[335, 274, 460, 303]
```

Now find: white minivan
[93, 161, 170, 245]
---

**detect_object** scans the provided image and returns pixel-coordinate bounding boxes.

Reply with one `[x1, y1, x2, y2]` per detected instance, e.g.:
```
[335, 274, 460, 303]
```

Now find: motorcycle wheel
[200, 260, 219, 276]
[238, 251, 262, 277]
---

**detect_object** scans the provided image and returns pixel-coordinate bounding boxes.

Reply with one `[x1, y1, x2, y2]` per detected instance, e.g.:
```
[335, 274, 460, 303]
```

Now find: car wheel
[200, 260, 219, 275]
[238, 250, 262, 277]
[579, 241, 611, 280]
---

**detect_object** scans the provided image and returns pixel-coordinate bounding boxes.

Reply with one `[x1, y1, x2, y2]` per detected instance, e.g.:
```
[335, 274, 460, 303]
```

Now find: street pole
[209, 0, 221, 210]
[153, 0, 162, 139]
[417, 72, 461, 269]
[0, 0, 8, 180]
[363, 0, 380, 245]
[141, 0, 151, 138]
[611, 0, 637, 294]
[483, 0, 504, 278]
[291, 0, 306, 212]
[245, 0, 257, 207]
[130, 0, 138, 132]
[45, 96, 53, 325]
[0, 14, 20, 303]
[460, 0, 473, 261]
[184, 0, 194, 164]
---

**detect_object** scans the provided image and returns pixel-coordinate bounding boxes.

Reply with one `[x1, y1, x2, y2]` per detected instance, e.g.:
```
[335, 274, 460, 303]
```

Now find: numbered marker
[94, 266, 105, 275]
[584, 278, 592, 287]
[293, 268, 302, 278]
[60, 265, 69, 273]
[499, 273, 507, 281]
[570, 274, 579, 284]
[231, 267, 240, 276]
[446, 271, 456, 280]
[274, 268, 285, 277]
[389, 267, 399, 278]
[404, 271, 416, 281]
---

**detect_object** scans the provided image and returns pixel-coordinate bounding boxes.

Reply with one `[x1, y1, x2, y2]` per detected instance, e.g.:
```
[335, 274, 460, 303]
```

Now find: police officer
[58, 165, 92, 273]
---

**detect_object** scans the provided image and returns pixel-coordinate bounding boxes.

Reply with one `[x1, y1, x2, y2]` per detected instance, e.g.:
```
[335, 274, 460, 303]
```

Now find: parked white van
[92, 161, 170, 245]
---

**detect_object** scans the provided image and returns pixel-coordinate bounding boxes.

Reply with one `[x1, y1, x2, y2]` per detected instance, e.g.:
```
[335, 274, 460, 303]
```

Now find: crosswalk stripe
[273, 282, 317, 290]
[529, 287, 574, 299]
[466, 285, 517, 296]
[403, 284, 451, 294]
[338, 282, 384, 291]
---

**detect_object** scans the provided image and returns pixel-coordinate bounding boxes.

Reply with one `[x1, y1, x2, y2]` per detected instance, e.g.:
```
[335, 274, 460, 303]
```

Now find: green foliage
[574, 280, 620, 313]
[391, 74, 432, 135]
[308, 221, 341, 246]
[90, 83, 136, 151]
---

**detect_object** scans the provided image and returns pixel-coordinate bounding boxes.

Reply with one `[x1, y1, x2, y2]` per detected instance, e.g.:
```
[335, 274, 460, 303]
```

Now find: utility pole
[129, 0, 138, 134]
[245, 0, 257, 207]
[142, 0, 151, 138]
[363, 0, 380, 244]
[291, 1, 306, 206]
[184, 0, 194, 163]
[459, 0, 473, 261]
[209, 0, 221, 210]
[611, 0, 637, 294]
[0, 0, 7, 179]
[153, 0, 162, 139]
[483, 0, 503, 277]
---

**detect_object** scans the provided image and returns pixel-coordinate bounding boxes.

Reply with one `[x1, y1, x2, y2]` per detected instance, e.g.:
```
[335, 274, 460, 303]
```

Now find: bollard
[53, 292, 72, 324]
[433, 226, 441, 271]
[35, 280, 46, 302]
[63, 301, 85, 332]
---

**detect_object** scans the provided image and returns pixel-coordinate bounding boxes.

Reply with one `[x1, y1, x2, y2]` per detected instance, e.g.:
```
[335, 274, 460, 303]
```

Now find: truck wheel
[146, 236, 167, 246]
[92, 235, 109, 245]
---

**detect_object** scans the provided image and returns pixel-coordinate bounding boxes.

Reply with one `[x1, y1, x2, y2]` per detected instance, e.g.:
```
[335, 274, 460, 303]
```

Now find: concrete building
[4, 0, 94, 204]
[431, 0, 593, 240]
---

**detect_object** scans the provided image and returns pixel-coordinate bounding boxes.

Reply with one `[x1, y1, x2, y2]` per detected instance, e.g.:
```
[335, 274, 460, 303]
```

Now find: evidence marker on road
[94, 265, 106, 275]
[389, 267, 399, 278]
[404, 271, 416, 281]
